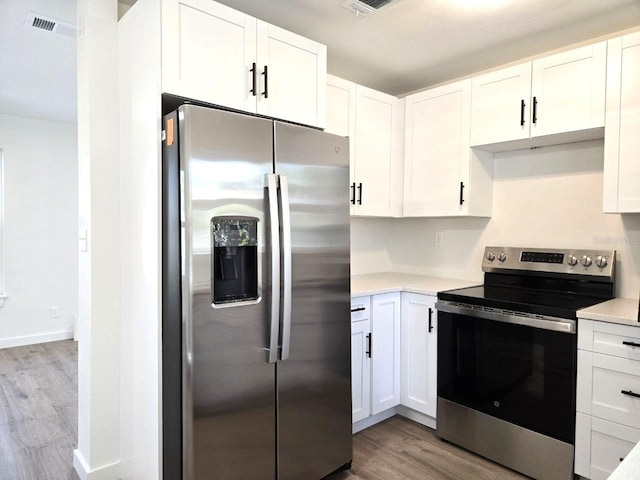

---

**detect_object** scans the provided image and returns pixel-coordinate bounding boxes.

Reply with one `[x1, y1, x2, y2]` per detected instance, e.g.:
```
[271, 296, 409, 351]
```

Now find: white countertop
[577, 297, 640, 327]
[351, 272, 480, 297]
[609, 439, 640, 480]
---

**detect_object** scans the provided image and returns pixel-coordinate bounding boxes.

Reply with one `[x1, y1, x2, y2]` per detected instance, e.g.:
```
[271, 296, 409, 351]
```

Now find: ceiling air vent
[25, 13, 78, 38]
[341, 0, 393, 17]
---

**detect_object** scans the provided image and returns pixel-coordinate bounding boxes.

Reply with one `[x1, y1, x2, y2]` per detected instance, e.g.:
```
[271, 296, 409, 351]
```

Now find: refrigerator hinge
[161, 129, 166, 142]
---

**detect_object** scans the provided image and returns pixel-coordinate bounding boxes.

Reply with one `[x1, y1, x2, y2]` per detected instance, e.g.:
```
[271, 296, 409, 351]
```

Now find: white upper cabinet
[470, 41, 606, 152]
[603, 32, 640, 213]
[470, 62, 532, 147]
[161, 0, 326, 128]
[352, 86, 404, 217]
[326, 75, 356, 192]
[531, 42, 606, 139]
[326, 76, 403, 217]
[255, 21, 326, 128]
[404, 80, 493, 217]
[162, 0, 257, 113]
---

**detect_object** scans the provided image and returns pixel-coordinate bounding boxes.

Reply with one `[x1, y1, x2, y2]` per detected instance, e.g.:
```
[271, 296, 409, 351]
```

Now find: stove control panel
[483, 246, 616, 279]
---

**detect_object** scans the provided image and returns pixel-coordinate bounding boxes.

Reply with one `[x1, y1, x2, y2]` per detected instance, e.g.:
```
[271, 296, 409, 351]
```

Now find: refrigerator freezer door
[274, 122, 352, 480]
[179, 105, 277, 480]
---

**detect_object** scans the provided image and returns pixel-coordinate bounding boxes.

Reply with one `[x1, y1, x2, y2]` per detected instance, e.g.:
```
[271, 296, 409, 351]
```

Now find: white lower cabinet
[351, 291, 439, 430]
[400, 292, 437, 417]
[576, 319, 640, 479]
[350, 317, 371, 423]
[350, 293, 401, 424]
[370, 293, 401, 415]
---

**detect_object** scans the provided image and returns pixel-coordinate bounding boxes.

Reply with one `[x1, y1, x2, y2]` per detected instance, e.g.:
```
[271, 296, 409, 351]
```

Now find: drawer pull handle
[428, 307, 433, 333]
[621, 389, 640, 399]
[622, 341, 640, 348]
[351, 307, 366, 313]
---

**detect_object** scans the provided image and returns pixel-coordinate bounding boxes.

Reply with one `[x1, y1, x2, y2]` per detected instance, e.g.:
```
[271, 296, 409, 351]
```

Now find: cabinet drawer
[575, 413, 640, 480]
[579, 319, 640, 361]
[351, 296, 370, 322]
[580, 351, 640, 428]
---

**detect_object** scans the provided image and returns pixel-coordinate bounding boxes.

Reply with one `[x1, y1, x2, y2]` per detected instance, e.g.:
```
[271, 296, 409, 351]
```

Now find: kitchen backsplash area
[351, 139, 640, 298]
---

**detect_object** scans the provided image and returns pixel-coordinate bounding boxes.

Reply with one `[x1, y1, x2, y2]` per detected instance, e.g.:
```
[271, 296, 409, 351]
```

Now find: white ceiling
[2, 0, 640, 123]
[0, 0, 76, 123]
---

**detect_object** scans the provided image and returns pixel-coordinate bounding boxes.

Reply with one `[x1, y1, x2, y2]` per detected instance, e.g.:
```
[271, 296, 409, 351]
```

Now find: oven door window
[438, 311, 576, 444]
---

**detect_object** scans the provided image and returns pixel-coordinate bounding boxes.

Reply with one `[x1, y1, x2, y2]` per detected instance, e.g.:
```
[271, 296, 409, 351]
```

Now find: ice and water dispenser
[211, 217, 259, 305]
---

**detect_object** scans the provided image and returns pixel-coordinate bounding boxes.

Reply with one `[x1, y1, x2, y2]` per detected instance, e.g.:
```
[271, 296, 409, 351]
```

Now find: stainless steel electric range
[436, 246, 616, 480]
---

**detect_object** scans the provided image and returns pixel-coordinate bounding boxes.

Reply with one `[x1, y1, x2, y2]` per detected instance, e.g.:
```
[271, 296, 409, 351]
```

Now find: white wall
[351, 139, 640, 299]
[73, 0, 121, 478]
[0, 113, 78, 347]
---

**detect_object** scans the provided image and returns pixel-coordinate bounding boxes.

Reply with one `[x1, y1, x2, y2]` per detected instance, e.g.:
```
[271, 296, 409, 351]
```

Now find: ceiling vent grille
[341, 0, 393, 16]
[25, 13, 78, 38]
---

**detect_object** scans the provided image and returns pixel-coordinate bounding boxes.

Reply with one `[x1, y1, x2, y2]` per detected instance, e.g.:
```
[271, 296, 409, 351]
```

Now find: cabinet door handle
[520, 99, 526, 126]
[262, 65, 268, 99]
[250, 63, 257, 96]
[351, 306, 365, 313]
[357, 183, 363, 205]
[350, 183, 356, 205]
[459, 182, 465, 206]
[532, 96, 538, 124]
[621, 389, 640, 398]
[623, 341, 640, 348]
[366, 333, 372, 358]
[428, 307, 433, 333]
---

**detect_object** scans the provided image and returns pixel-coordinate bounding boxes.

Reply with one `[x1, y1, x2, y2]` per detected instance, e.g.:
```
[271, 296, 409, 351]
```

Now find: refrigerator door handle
[279, 174, 292, 361]
[266, 174, 281, 364]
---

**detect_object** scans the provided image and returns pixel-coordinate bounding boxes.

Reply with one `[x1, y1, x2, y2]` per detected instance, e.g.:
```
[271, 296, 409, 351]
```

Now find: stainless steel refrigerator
[162, 105, 352, 480]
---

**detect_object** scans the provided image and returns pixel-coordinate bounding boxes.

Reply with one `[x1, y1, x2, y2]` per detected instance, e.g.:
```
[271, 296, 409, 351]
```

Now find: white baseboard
[352, 405, 436, 434]
[0, 329, 74, 349]
[74, 449, 121, 480]
[353, 407, 398, 433]
[397, 405, 436, 430]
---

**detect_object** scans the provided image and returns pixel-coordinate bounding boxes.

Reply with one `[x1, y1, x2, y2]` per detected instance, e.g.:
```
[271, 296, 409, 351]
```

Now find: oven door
[436, 302, 577, 444]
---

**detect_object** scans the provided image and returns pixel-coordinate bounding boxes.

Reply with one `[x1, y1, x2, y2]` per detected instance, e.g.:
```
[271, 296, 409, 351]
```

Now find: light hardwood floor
[328, 416, 530, 480]
[0, 341, 527, 480]
[0, 340, 79, 480]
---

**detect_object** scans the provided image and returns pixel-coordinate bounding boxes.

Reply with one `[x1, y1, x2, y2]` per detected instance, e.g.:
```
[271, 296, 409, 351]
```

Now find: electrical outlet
[435, 232, 443, 246]
[51, 306, 59, 318]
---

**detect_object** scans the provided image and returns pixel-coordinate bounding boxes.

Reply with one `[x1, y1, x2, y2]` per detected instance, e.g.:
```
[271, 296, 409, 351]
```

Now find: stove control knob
[486, 251, 496, 261]
[567, 255, 578, 266]
[498, 252, 507, 262]
[581, 255, 592, 267]
[595, 255, 608, 268]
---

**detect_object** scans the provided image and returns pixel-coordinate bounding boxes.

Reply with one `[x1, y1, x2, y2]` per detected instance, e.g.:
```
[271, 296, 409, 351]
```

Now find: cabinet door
[351, 319, 371, 424]
[400, 293, 437, 417]
[326, 75, 357, 211]
[470, 62, 532, 147]
[353, 86, 403, 217]
[162, 0, 257, 113]
[371, 292, 401, 415]
[531, 42, 606, 138]
[404, 80, 470, 217]
[575, 413, 640, 480]
[256, 21, 326, 128]
[603, 32, 640, 213]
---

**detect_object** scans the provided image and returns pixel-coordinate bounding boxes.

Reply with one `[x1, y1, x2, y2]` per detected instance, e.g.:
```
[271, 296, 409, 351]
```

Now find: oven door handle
[435, 300, 576, 334]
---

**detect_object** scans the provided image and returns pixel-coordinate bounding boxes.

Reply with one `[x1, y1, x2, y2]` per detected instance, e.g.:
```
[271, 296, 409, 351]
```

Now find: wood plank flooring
[328, 416, 530, 480]
[0, 341, 527, 480]
[0, 341, 79, 480]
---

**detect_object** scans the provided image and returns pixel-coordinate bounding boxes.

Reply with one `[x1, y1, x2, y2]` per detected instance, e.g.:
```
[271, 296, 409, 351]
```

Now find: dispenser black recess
[211, 216, 258, 305]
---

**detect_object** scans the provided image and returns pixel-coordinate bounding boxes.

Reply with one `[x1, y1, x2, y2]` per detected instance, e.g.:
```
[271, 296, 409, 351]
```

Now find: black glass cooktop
[439, 285, 609, 319]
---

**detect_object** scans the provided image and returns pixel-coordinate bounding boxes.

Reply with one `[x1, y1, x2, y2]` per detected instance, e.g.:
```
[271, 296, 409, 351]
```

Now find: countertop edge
[577, 297, 640, 328]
